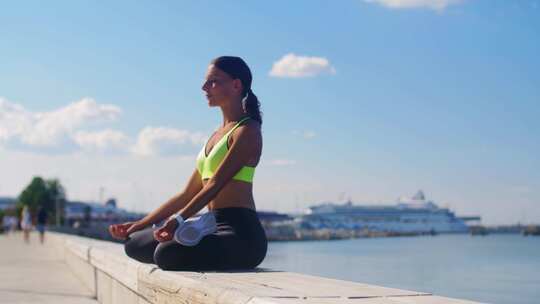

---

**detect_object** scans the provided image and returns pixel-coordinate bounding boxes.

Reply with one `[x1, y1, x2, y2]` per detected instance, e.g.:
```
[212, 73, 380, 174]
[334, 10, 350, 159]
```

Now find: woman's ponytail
[242, 88, 262, 125]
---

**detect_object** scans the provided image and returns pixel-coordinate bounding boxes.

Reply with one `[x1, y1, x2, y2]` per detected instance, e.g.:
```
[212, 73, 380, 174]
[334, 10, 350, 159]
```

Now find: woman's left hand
[153, 218, 179, 242]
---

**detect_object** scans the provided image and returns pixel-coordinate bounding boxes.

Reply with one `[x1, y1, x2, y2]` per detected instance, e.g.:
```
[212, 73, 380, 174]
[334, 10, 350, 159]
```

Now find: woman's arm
[133, 168, 204, 228]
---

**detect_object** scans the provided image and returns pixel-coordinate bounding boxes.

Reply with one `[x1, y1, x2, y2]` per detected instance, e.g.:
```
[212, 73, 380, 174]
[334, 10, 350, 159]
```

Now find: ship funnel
[412, 190, 425, 201]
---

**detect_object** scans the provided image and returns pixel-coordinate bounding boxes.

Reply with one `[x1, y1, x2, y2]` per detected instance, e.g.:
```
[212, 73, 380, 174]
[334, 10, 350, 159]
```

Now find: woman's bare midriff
[204, 179, 256, 211]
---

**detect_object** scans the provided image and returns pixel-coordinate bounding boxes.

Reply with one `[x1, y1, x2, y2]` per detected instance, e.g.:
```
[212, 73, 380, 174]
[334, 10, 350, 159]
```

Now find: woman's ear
[232, 79, 243, 94]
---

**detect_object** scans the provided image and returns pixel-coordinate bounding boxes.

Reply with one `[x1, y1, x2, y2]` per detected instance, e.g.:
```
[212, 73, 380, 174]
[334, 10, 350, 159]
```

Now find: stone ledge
[47, 232, 484, 304]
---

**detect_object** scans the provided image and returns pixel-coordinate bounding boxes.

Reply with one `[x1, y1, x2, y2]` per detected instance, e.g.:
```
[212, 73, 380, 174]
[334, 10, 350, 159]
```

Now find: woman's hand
[109, 221, 144, 240]
[153, 218, 179, 242]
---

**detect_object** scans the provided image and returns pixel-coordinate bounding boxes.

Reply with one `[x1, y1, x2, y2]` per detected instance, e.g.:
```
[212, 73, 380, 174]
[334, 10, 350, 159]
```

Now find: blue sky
[1, 0, 539, 225]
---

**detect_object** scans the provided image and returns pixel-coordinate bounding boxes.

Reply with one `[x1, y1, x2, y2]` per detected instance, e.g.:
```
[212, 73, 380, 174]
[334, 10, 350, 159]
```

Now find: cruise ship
[301, 191, 479, 234]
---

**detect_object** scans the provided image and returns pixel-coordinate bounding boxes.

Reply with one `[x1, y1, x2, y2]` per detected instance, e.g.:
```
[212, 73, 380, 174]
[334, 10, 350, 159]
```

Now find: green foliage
[17, 176, 67, 218]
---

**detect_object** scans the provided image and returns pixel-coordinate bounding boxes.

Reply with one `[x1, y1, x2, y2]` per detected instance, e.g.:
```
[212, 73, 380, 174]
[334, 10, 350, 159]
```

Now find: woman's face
[202, 64, 242, 107]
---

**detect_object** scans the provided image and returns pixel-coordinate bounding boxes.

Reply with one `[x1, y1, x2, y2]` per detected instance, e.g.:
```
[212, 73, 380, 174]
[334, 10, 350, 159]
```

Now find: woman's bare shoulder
[245, 119, 261, 131]
[229, 119, 262, 144]
[241, 119, 261, 137]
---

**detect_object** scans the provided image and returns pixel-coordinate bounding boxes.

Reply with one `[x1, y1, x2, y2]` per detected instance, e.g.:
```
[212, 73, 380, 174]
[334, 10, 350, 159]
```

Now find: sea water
[260, 234, 540, 304]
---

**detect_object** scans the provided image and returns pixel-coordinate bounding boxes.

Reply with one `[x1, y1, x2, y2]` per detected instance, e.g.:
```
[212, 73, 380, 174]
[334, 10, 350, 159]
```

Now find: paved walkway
[0, 232, 98, 304]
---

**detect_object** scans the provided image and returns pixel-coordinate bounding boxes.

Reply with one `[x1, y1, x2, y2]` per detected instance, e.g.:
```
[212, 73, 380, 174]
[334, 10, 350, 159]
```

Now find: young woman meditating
[109, 56, 266, 271]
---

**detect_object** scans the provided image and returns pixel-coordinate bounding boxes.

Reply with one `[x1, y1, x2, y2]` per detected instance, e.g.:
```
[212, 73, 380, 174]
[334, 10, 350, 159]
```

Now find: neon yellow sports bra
[196, 117, 255, 183]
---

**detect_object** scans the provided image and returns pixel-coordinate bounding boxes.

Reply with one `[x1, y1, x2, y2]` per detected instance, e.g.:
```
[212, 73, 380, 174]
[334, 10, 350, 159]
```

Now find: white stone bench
[47, 232, 483, 304]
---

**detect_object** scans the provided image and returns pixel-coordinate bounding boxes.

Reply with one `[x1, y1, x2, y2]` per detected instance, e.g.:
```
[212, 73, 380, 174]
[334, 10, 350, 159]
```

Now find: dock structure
[0, 232, 483, 304]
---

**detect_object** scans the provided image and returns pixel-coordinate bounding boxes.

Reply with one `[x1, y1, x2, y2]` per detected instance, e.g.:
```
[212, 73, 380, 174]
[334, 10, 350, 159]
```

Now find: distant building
[0, 197, 16, 211]
[257, 210, 293, 223]
[64, 200, 144, 224]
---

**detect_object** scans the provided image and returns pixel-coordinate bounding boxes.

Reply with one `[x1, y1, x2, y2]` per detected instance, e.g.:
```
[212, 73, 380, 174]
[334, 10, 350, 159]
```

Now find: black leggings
[124, 207, 267, 271]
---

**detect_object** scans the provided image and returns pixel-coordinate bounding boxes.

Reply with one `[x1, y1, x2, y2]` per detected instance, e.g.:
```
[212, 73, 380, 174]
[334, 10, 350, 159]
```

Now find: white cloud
[1, 97, 208, 157]
[293, 130, 317, 139]
[303, 131, 317, 139]
[509, 185, 533, 195]
[269, 53, 336, 78]
[268, 159, 297, 166]
[0, 97, 121, 147]
[131, 127, 206, 157]
[364, 0, 464, 11]
[0, 98, 30, 143]
[73, 129, 130, 152]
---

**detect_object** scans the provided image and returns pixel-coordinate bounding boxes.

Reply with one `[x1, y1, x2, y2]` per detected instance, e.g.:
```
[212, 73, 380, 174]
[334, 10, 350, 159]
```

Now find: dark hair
[211, 56, 262, 125]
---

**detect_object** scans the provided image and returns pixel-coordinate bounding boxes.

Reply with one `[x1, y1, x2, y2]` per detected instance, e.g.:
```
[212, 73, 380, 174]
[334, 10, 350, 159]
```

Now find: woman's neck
[220, 101, 247, 127]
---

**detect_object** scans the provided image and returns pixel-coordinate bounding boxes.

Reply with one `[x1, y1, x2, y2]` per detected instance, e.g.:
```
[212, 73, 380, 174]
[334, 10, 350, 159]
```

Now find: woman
[36, 206, 48, 244]
[20, 205, 32, 243]
[109, 56, 266, 271]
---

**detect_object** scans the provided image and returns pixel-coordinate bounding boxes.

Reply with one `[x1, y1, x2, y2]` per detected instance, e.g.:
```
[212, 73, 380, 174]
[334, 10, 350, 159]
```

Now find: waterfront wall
[47, 231, 483, 304]
[49, 221, 440, 243]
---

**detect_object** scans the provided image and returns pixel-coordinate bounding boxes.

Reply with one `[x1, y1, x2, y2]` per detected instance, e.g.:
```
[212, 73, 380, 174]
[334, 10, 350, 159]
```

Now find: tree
[17, 176, 67, 224]
[46, 179, 67, 225]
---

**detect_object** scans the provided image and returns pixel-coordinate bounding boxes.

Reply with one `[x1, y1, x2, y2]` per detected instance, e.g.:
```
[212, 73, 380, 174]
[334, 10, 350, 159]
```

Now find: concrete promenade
[0, 232, 98, 304]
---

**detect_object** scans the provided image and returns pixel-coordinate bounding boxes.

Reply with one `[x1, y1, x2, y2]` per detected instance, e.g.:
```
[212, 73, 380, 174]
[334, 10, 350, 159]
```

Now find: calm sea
[260, 234, 540, 304]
